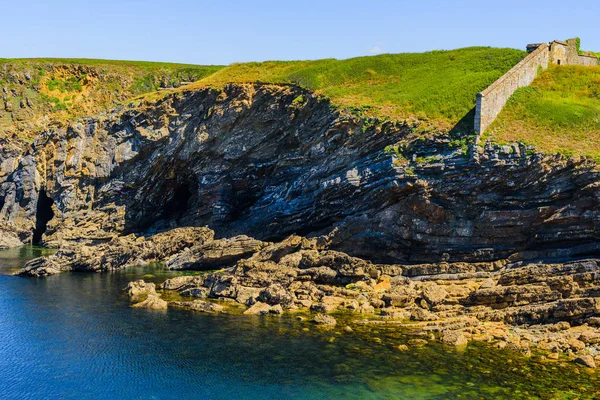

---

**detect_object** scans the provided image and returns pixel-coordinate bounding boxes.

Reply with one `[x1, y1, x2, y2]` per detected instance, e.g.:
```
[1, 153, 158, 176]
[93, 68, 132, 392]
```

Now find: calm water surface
[1, 246, 598, 400]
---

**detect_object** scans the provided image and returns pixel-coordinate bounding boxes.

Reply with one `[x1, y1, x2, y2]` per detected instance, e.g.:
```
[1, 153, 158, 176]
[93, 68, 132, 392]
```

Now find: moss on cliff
[484, 65, 600, 160]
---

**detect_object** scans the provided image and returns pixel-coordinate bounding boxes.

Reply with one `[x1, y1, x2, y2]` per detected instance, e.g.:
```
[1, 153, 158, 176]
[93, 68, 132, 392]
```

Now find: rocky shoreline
[16, 226, 600, 370]
[1, 82, 600, 372]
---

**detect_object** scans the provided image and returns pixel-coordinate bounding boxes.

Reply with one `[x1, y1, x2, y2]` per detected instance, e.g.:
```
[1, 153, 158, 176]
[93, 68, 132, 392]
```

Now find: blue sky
[2, 0, 599, 65]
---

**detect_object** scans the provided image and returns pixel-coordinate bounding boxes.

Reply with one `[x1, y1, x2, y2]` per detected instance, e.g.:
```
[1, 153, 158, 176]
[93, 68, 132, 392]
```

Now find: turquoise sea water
[0, 246, 598, 400]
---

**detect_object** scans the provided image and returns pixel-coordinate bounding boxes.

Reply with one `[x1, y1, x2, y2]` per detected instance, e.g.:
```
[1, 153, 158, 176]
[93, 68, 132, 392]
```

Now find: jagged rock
[422, 285, 448, 306]
[410, 308, 438, 321]
[14, 257, 62, 277]
[126, 280, 157, 299]
[313, 313, 336, 326]
[143, 227, 215, 260]
[0, 228, 22, 249]
[132, 294, 168, 310]
[167, 236, 266, 270]
[441, 330, 468, 347]
[180, 287, 210, 298]
[235, 286, 263, 305]
[243, 302, 273, 315]
[573, 355, 596, 369]
[159, 276, 197, 290]
[171, 300, 224, 313]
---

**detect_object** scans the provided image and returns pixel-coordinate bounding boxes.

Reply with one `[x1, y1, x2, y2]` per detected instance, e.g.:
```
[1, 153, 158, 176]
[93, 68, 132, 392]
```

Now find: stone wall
[474, 44, 549, 134]
[475, 38, 599, 134]
[575, 54, 599, 67]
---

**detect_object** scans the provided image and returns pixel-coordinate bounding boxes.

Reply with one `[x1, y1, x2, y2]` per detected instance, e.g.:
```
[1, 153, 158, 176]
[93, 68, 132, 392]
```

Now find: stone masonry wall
[474, 44, 549, 134]
[575, 54, 599, 67]
[475, 38, 599, 134]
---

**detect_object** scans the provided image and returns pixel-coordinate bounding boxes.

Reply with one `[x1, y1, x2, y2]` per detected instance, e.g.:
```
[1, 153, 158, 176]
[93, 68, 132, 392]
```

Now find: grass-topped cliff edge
[188, 47, 526, 129]
[6, 48, 600, 163]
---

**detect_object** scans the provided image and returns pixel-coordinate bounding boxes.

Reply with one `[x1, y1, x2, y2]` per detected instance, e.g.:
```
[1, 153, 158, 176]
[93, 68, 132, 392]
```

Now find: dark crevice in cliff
[163, 183, 192, 222]
[32, 189, 54, 244]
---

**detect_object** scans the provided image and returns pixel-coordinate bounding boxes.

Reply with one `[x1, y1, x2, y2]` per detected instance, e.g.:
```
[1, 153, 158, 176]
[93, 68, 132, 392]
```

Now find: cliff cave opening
[163, 184, 192, 222]
[32, 189, 55, 244]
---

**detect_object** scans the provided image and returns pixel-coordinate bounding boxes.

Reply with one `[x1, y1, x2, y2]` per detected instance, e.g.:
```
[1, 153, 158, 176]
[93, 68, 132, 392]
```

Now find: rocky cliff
[1, 83, 599, 265]
[5, 82, 600, 367]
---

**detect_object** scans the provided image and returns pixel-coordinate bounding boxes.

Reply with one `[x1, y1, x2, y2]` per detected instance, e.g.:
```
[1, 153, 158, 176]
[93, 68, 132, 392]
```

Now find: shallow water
[0, 246, 598, 400]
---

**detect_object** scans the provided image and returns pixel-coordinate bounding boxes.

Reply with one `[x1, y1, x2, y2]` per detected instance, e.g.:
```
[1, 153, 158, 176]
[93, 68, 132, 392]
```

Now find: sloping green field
[192, 47, 526, 127]
[485, 65, 600, 160]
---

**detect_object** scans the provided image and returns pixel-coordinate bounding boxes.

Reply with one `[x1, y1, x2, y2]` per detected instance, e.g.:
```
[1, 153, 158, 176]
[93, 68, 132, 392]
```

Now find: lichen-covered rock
[441, 330, 469, 347]
[313, 313, 337, 326]
[243, 302, 274, 315]
[573, 355, 596, 369]
[422, 285, 448, 306]
[126, 280, 157, 299]
[170, 300, 224, 313]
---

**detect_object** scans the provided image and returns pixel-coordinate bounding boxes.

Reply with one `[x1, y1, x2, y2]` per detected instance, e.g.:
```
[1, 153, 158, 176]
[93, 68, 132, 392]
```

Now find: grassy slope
[190, 47, 526, 128]
[0, 58, 223, 139]
[484, 65, 600, 160]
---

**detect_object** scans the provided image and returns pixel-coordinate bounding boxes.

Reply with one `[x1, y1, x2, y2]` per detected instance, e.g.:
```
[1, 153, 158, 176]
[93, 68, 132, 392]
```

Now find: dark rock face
[1, 83, 600, 265]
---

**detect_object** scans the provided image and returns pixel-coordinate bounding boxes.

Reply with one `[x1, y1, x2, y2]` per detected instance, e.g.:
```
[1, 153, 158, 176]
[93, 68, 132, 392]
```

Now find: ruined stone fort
[474, 38, 599, 134]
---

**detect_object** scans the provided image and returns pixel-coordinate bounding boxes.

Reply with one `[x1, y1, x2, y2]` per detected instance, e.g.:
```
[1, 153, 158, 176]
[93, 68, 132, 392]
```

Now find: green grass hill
[484, 65, 600, 161]
[190, 47, 526, 129]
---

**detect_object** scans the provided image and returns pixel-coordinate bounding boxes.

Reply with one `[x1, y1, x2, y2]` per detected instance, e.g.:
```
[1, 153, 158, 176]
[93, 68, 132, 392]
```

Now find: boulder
[243, 302, 273, 315]
[159, 276, 197, 290]
[422, 285, 448, 306]
[132, 294, 168, 310]
[313, 313, 337, 326]
[410, 308, 438, 321]
[573, 355, 596, 369]
[125, 280, 157, 299]
[441, 330, 469, 347]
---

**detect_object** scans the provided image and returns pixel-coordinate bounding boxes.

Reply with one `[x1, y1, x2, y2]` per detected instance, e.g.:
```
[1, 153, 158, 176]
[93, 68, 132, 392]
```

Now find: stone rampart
[475, 38, 599, 134]
[474, 44, 549, 134]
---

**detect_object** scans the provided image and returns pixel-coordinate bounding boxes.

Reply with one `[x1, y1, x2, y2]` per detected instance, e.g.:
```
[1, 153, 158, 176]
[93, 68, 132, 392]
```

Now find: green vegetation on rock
[192, 47, 526, 127]
[0, 58, 223, 139]
[485, 65, 600, 160]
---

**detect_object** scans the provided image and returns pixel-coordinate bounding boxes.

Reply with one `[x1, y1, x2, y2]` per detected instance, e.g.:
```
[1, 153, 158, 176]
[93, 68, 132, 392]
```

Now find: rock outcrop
[4, 82, 600, 368]
[1, 83, 599, 266]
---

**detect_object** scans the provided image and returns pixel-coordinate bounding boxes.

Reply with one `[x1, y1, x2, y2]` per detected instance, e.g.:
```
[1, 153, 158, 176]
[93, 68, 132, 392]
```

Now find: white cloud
[368, 46, 385, 55]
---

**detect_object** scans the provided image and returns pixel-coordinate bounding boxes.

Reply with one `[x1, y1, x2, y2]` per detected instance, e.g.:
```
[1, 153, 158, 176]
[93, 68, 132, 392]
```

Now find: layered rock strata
[0, 83, 599, 265]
